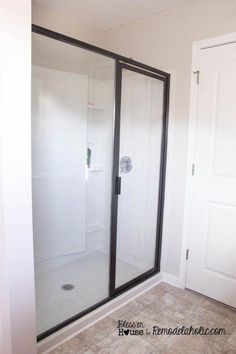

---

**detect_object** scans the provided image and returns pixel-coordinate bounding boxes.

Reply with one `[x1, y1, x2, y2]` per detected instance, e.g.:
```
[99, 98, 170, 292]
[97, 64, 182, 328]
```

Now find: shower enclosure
[32, 25, 170, 340]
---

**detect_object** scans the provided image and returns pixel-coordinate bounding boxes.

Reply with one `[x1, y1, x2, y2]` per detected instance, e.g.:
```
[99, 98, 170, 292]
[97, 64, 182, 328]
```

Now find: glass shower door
[112, 63, 166, 291]
[32, 26, 169, 340]
[32, 32, 115, 337]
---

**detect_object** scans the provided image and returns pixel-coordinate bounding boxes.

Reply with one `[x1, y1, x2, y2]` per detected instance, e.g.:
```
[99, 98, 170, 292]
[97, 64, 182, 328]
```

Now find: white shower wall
[86, 77, 114, 255]
[32, 64, 114, 268]
[32, 65, 88, 262]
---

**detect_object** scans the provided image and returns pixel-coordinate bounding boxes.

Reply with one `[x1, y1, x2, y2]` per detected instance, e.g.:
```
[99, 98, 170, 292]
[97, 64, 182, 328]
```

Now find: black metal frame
[32, 25, 170, 342]
[110, 62, 169, 297]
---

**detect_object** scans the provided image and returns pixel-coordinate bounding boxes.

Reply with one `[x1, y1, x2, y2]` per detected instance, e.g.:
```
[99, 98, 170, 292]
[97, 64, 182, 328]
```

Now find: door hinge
[186, 249, 189, 260]
[191, 164, 195, 176]
[193, 70, 200, 84]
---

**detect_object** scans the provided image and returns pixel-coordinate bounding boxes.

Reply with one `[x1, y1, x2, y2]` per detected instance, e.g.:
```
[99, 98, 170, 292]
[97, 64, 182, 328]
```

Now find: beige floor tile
[91, 330, 156, 354]
[108, 299, 144, 322]
[227, 329, 236, 348]
[144, 292, 197, 324]
[201, 299, 236, 324]
[205, 331, 236, 354]
[152, 334, 224, 354]
[49, 336, 94, 354]
[129, 312, 170, 347]
[135, 283, 203, 310]
[156, 282, 177, 293]
[135, 282, 175, 307]
[169, 287, 206, 305]
[183, 306, 234, 351]
[76, 317, 117, 347]
[135, 289, 164, 307]
[187, 305, 234, 329]
[223, 343, 236, 353]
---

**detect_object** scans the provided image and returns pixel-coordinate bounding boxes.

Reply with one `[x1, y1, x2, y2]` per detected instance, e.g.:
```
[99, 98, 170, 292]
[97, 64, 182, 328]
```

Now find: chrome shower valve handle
[120, 156, 132, 173]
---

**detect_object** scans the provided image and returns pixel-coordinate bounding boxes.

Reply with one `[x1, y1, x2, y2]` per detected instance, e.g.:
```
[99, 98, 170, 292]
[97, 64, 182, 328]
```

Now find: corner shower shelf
[88, 165, 104, 173]
[87, 103, 104, 111]
[86, 223, 103, 234]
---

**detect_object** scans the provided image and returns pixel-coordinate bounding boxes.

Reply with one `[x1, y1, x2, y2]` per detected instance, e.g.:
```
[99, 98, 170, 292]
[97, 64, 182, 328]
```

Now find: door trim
[110, 62, 170, 296]
[180, 32, 236, 289]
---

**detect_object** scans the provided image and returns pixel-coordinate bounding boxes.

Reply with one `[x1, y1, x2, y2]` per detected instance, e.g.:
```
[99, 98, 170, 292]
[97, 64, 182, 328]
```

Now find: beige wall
[103, 0, 236, 276]
[32, 0, 236, 278]
[32, 2, 103, 46]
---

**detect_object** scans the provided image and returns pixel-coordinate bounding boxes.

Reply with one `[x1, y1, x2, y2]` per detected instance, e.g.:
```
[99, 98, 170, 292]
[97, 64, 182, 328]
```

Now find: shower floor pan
[35, 251, 143, 335]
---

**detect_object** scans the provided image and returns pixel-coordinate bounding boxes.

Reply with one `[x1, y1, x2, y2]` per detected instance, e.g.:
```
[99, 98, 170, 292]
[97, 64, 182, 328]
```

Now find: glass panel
[115, 68, 164, 288]
[32, 33, 115, 335]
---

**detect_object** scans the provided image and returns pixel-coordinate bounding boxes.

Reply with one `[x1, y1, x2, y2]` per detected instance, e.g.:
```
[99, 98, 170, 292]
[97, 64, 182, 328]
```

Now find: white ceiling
[34, 0, 193, 31]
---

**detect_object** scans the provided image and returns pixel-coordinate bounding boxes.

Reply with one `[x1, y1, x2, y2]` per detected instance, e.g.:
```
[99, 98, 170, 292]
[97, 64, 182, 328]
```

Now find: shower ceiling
[33, 0, 194, 31]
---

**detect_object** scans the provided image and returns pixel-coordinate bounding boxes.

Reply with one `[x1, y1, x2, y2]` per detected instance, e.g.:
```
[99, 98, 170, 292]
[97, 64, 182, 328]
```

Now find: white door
[186, 42, 236, 307]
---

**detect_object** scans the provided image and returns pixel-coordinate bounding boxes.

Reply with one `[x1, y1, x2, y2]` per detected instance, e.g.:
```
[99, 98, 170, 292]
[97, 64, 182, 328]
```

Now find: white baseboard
[37, 273, 162, 354]
[163, 272, 184, 289]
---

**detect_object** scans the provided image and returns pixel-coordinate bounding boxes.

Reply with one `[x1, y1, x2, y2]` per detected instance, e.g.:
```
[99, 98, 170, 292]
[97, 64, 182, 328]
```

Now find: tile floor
[49, 282, 236, 353]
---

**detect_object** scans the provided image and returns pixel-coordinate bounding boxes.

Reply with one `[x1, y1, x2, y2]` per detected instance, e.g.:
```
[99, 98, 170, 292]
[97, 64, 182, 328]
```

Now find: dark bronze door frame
[110, 61, 169, 297]
[32, 25, 170, 342]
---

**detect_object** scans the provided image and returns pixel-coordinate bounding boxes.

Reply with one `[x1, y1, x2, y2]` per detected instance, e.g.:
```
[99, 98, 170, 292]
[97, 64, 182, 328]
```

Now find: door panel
[113, 64, 165, 291]
[32, 32, 115, 336]
[186, 42, 236, 307]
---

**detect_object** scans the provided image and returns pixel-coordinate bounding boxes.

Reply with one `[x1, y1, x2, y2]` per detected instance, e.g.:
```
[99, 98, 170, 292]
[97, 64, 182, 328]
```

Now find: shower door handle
[115, 176, 121, 195]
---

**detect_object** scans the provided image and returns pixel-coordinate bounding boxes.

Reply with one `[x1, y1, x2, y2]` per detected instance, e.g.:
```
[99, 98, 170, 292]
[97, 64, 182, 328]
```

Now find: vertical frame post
[109, 60, 122, 296]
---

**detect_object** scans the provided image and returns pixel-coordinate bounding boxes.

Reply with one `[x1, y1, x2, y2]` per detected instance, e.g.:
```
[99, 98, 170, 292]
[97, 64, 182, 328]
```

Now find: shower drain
[61, 284, 75, 291]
